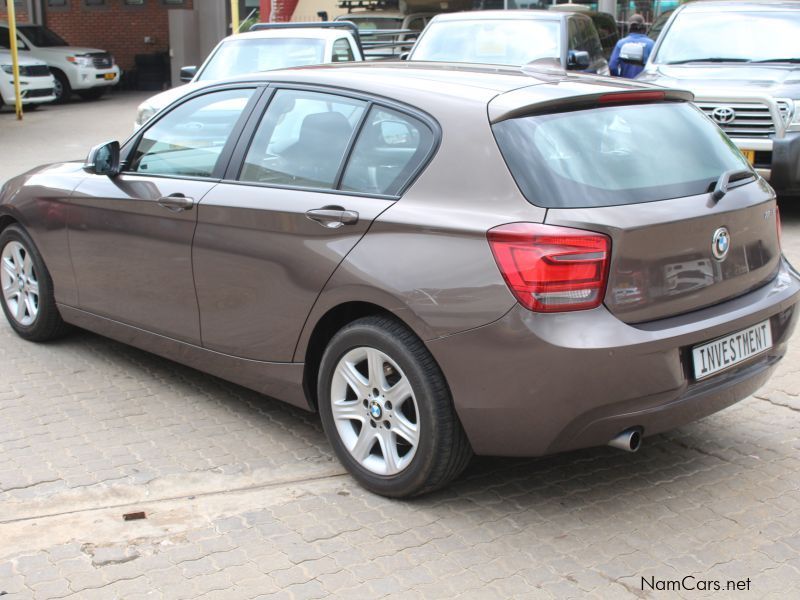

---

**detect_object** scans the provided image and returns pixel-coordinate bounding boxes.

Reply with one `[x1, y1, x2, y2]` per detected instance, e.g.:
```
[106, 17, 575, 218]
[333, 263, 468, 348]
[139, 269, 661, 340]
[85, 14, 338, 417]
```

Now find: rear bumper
[733, 133, 800, 195]
[427, 258, 800, 457]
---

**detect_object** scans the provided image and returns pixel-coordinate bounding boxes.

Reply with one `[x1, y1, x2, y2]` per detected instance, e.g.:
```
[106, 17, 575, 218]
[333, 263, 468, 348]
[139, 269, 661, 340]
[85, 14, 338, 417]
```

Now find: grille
[88, 52, 113, 69]
[696, 101, 792, 138]
[20, 65, 51, 77]
[24, 88, 54, 99]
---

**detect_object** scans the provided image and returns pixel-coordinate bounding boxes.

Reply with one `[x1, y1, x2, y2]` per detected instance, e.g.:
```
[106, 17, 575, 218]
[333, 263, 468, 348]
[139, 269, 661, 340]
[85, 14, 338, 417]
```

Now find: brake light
[598, 91, 665, 105]
[487, 223, 611, 312]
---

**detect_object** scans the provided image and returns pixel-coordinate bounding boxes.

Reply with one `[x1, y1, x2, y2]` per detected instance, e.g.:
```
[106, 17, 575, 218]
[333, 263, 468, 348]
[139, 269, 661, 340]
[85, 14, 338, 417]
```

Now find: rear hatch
[492, 95, 781, 323]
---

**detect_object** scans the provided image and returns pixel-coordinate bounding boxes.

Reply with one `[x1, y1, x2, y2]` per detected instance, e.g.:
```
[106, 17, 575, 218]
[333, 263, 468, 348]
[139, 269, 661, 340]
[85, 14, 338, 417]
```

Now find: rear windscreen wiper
[666, 58, 750, 65]
[711, 169, 756, 202]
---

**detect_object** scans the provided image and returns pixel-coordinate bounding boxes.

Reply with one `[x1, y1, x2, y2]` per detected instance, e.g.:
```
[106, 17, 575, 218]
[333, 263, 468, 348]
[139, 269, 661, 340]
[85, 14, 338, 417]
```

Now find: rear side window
[240, 89, 366, 189]
[493, 102, 751, 208]
[341, 107, 435, 196]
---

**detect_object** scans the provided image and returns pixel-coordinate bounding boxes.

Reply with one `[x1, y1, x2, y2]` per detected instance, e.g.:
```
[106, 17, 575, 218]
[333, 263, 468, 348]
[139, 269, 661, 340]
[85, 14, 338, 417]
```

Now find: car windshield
[493, 102, 750, 208]
[410, 19, 561, 66]
[655, 10, 800, 64]
[17, 25, 69, 47]
[197, 37, 326, 81]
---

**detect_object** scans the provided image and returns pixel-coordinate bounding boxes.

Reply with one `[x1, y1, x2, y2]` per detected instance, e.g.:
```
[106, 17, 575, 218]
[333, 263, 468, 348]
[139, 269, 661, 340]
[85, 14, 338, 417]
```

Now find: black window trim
[119, 83, 267, 182]
[221, 81, 442, 200]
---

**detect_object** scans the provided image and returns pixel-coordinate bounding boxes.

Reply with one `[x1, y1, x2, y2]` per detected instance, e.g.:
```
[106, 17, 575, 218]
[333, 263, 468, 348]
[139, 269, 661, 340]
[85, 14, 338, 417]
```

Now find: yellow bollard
[231, 0, 240, 34]
[5, 0, 23, 120]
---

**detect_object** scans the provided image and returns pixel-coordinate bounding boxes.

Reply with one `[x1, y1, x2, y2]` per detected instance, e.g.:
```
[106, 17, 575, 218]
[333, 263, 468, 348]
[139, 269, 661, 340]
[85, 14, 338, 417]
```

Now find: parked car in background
[334, 11, 434, 59]
[2, 63, 796, 497]
[408, 10, 610, 74]
[0, 23, 119, 103]
[548, 6, 620, 60]
[638, 0, 800, 197]
[134, 24, 364, 129]
[0, 51, 55, 109]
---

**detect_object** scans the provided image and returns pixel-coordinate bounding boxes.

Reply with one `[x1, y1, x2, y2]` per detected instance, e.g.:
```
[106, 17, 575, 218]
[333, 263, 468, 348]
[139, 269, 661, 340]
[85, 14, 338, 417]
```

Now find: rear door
[492, 99, 781, 323]
[192, 87, 437, 361]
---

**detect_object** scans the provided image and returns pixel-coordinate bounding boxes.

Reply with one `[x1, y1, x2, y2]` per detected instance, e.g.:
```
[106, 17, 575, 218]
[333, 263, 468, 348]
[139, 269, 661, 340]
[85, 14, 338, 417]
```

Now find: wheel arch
[300, 300, 428, 411]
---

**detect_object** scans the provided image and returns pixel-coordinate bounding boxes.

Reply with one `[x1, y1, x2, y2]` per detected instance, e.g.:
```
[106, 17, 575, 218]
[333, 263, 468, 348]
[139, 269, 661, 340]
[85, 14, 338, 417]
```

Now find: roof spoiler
[489, 85, 695, 123]
[248, 21, 365, 56]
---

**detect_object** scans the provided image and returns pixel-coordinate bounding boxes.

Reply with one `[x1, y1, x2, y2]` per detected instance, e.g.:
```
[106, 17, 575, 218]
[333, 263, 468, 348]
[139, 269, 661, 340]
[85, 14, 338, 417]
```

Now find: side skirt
[58, 304, 311, 411]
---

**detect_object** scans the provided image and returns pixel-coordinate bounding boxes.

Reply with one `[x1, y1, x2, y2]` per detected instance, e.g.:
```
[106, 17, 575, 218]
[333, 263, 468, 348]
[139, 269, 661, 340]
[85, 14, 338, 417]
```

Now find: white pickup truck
[135, 24, 364, 129]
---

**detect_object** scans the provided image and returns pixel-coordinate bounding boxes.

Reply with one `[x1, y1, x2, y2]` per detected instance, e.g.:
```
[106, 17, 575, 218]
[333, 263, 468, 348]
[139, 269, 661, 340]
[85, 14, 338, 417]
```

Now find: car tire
[52, 70, 71, 104]
[77, 88, 106, 101]
[318, 316, 472, 497]
[0, 225, 70, 342]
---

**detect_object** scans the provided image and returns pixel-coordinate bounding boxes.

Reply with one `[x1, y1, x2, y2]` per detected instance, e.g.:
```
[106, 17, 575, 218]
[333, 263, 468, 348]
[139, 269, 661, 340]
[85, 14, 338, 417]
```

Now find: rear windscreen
[493, 102, 751, 208]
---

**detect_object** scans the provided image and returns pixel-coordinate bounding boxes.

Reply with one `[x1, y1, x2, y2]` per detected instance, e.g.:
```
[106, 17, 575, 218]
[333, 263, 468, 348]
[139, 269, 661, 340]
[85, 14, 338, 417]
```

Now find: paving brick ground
[1, 95, 800, 599]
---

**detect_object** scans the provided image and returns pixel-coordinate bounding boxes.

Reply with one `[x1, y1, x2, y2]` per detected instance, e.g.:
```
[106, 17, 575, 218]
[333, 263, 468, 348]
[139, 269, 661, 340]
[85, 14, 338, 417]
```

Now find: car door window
[582, 19, 605, 64]
[567, 18, 581, 53]
[128, 88, 254, 178]
[239, 89, 366, 189]
[341, 106, 435, 196]
[332, 38, 354, 62]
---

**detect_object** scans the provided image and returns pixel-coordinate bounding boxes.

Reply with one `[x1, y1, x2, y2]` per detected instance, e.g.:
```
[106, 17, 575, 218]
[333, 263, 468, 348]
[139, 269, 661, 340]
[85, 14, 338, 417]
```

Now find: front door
[69, 87, 258, 344]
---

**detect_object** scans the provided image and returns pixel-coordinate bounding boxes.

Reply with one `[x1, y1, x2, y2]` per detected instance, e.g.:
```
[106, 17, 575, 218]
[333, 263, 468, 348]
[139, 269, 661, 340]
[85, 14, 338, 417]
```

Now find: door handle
[157, 193, 195, 211]
[306, 206, 359, 228]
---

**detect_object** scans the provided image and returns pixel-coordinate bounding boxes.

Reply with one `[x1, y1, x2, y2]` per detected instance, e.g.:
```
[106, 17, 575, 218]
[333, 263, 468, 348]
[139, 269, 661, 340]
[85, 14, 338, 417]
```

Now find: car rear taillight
[487, 223, 611, 312]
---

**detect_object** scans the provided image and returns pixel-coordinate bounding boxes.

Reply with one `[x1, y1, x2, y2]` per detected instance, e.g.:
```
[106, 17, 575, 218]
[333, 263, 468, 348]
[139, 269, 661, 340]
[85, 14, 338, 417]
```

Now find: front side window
[341, 107, 435, 196]
[332, 38, 354, 63]
[129, 89, 254, 178]
[654, 10, 800, 64]
[198, 38, 326, 81]
[411, 19, 561, 66]
[240, 89, 366, 189]
[493, 102, 751, 208]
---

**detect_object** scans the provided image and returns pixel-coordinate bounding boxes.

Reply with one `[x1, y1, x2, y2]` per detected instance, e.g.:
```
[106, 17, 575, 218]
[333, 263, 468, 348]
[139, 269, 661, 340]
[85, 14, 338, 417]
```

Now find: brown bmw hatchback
[1, 63, 798, 497]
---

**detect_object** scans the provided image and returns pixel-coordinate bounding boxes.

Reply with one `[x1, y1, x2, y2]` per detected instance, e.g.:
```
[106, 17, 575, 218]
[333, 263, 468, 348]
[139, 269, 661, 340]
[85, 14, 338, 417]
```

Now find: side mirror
[179, 65, 197, 83]
[399, 52, 410, 61]
[84, 140, 121, 176]
[567, 50, 591, 70]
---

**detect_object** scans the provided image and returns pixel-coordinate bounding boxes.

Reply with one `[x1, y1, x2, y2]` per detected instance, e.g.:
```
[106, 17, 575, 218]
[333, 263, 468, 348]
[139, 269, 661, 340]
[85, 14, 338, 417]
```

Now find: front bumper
[69, 65, 120, 90]
[733, 133, 800, 196]
[427, 258, 800, 457]
[1, 76, 55, 105]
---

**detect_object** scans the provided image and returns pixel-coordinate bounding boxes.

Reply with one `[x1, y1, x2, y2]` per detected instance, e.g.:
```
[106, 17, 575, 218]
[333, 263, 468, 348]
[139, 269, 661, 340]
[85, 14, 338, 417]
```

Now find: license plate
[104, 73, 115, 80]
[742, 149, 755, 165]
[692, 320, 772, 380]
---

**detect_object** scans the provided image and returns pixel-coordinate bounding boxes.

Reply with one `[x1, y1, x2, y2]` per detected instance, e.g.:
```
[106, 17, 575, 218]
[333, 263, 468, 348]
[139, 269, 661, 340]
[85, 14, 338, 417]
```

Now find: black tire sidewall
[53, 71, 70, 103]
[0, 225, 57, 340]
[318, 320, 447, 497]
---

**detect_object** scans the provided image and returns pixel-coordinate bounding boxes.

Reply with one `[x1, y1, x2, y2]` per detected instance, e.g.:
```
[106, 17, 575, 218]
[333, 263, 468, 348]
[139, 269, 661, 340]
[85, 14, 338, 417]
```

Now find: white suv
[0, 51, 56, 109]
[0, 23, 120, 103]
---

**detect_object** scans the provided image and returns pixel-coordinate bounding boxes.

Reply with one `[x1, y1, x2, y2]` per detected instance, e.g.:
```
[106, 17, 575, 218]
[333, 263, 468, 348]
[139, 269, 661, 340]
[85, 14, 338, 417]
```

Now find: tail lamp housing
[487, 222, 611, 312]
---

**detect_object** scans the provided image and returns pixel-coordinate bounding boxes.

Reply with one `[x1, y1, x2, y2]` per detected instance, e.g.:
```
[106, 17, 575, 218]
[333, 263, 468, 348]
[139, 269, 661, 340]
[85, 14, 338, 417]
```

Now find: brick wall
[0, 1, 31, 24]
[2, 1, 194, 72]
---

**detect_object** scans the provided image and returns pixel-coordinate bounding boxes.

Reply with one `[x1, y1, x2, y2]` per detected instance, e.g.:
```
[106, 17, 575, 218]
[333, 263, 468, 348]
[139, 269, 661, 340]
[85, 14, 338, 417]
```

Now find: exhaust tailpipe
[608, 428, 643, 453]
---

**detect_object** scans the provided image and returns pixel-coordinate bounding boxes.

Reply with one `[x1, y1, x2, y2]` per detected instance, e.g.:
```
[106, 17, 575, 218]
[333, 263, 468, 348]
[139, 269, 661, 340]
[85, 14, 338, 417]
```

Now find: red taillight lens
[487, 222, 611, 312]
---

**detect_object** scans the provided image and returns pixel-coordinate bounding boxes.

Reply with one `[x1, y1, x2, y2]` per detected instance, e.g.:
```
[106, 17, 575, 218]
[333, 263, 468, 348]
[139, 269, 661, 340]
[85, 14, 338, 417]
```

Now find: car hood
[139, 83, 198, 112]
[639, 64, 800, 99]
[0, 51, 48, 66]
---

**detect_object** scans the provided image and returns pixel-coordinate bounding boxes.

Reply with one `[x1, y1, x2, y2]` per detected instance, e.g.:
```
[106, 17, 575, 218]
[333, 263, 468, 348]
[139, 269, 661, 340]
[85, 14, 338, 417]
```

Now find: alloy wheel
[1, 240, 39, 326]
[330, 347, 420, 476]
